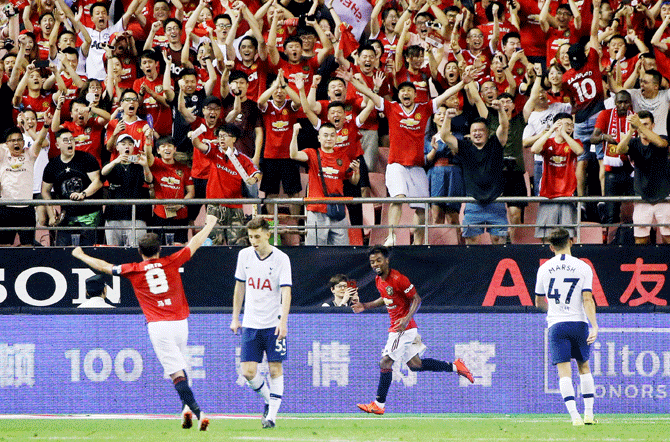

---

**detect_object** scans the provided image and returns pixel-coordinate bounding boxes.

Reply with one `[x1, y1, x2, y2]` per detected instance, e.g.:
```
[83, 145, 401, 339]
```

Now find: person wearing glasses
[104, 89, 153, 160]
[41, 128, 103, 246]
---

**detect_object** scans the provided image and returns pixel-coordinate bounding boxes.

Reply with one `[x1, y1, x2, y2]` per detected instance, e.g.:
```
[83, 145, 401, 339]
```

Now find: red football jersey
[375, 269, 418, 332]
[334, 117, 364, 161]
[204, 146, 259, 207]
[114, 247, 192, 322]
[20, 92, 54, 131]
[382, 99, 435, 167]
[150, 157, 193, 219]
[395, 66, 432, 104]
[192, 117, 216, 179]
[260, 100, 299, 159]
[272, 56, 320, 93]
[304, 148, 352, 213]
[539, 138, 581, 199]
[62, 120, 105, 166]
[105, 118, 150, 160]
[562, 47, 605, 122]
[133, 76, 173, 137]
[234, 58, 268, 102]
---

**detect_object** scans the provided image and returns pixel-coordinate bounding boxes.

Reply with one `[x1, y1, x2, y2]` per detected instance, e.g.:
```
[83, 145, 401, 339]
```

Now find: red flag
[339, 23, 359, 58]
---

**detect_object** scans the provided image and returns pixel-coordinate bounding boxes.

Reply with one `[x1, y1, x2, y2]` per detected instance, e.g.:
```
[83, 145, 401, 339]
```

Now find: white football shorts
[147, 318, 189, 376]
[385, 163, 429, 209]
[382, 328, 427, 364]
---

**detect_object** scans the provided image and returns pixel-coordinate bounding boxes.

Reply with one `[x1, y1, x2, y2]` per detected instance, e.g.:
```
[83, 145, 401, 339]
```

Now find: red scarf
[602, 109, 631, 168]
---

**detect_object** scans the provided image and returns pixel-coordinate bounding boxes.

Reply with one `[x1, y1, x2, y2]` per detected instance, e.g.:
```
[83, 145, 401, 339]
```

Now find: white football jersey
[235, 246, 292, 329]
[535, 254, 593, 328]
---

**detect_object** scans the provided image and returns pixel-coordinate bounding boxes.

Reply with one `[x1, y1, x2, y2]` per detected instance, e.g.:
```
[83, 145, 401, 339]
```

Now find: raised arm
[289, 123, 308, 162]
[337, 67, 384, 109]
[186, 214, 218, 255]
[71, 247, 115, 274]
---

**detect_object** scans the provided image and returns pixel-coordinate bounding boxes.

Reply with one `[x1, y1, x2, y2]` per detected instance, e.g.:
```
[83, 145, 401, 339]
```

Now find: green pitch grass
[1, 414, 669, 442]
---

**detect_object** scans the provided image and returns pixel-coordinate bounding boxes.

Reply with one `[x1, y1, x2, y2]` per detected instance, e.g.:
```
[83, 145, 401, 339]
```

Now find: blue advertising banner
[1, 313, 668, 414]
[0, 246, 668, 308]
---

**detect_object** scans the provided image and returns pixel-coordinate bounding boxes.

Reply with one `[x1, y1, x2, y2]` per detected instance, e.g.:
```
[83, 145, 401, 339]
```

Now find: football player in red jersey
[71, 214, 217, 431]
[352, 246, 474, 415]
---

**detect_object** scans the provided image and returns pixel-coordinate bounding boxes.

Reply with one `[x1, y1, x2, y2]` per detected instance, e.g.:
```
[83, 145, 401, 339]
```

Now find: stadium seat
[426, 226, 460, 245]
[369, 203, 415, 245]
[578, 222, 603, 244]
[514, 203, 541, 244]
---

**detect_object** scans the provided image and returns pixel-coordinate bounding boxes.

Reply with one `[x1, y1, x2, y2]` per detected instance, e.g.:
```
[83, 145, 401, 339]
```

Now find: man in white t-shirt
[535, 227, 598, 426]
[612, 69, 670, 137]
[0, 126, 47, 245]
[82, 0, 140, 80]
[230, 217, 292, 429]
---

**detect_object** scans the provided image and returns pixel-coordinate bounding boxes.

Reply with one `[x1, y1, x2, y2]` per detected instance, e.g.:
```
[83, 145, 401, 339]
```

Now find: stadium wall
[1, 312, 669, 414]
[0, 245, 668, 308]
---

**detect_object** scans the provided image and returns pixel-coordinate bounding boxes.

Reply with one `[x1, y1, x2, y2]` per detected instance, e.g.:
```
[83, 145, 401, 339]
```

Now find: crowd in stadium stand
[1, 0, 670, 247]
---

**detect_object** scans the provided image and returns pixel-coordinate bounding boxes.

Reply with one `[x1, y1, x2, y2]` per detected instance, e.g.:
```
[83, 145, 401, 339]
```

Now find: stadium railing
[0, 195, 667, 246]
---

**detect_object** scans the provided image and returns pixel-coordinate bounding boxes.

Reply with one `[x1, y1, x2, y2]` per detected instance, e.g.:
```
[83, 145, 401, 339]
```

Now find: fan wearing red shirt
[352, 246, 474, 415]
[12, 66, 54, 131]
[530, 113, 584, 239]
[134, 49, 174, 137]
[257, 71, 303, 216]
[105, 89, 151, 158]
[345, 67, 474, 246]
[71, 214, 218, 432]
[290, 122, 359, 246]
[192, 123, 260, 245]
[562, 0, 604, 200]
[149, 137, 195, 245]
[52, 97, 109, 166]
[233, 36, 269, 102]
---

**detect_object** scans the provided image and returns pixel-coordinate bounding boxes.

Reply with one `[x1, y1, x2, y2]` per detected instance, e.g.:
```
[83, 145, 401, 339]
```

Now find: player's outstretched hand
[230, 318, 241, 334]
[351, 301, 365, 313]
[72, 246, 85, 259]
[205, 214, 218, 227]
[587, 326, 598, 345]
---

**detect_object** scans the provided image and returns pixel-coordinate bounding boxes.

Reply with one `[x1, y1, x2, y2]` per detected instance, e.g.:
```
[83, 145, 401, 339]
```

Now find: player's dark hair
[403, 45, 424, 59]
[319, 122, 337, 132]
[239, 35, 259, 50]
[327, 76, 346, 88]
[283, 35, 302, 49]
[120, 88, 139, 101]
[548, 228, 571, 248]
[329, 274, 348, 289]
[415, 11, 432, 22]
[140, 49, 161, 62]
[357, 43, 376, 56]
[470, 117, 488, 129]
[553, 112, 573, 123]
[214, 13, 231, 24]
[644, 69, 662, 87]
[55, 128, 72, 140]
[154, 0, 170, 7]
[70, 97, 90, 108]
[164, 18, 182, 30]
[229, 70, 249, 83]
[58, 29, 76, 41]
[61, 47, 78, 58]
[3, 126, 22, 143]
[638, 110, 654, 123]
[156, 136, 176, 149]
[327, 101, 346, 112]
[498, 92, 515, 101]
[381, 7, 398, 23]
[615, 90, 632, 101]
[90, 2, 109, 15]
[556, 4, 572, 15]
[216, 123, 241, 140]
[368, 245, 389, 258]
[607, 34, 625, 45]
[179, 68, 197, 79]
[138, 233, 161, 257]
[397, 81, 416, 91]
[39, 11, 54, 23]
[246, 216, 270, 231]
[502, 31, 521, 47]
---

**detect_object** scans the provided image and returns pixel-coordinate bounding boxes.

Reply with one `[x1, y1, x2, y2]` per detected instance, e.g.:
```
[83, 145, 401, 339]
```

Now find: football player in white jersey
[230, 217, 292, 429]
[535, 228, 598, 426]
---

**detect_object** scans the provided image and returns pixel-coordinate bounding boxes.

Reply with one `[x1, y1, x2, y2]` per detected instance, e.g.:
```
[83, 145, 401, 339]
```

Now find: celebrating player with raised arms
[231, 217, 292, 429]
[71, 214, 218, 431]
[535, 227, 598, 426]
[352, 246, 474, 415]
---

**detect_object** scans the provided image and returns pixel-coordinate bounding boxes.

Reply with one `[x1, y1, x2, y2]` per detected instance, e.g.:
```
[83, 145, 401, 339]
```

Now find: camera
[2, 38, 14, 51]
[128, 154, 138, 163]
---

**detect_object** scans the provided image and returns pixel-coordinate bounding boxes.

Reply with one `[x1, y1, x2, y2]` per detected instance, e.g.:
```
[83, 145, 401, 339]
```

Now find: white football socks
[266, 375, 284, 422]
[247, 373, 270, 404]
[559, 377, 581, 421]
[580, 373, 595, 416]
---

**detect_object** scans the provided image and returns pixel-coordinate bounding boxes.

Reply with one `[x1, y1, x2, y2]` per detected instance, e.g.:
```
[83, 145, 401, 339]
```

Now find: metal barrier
[0, 195, 667, 246]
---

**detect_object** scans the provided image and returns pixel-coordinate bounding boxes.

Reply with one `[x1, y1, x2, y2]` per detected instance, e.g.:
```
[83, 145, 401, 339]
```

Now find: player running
[72, 214, 218, 431]
[353, 245, 474, 415]
[230, 217, 292, 429]
[535, 227, 598, 426]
